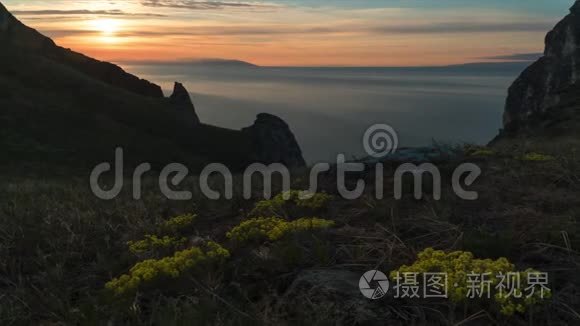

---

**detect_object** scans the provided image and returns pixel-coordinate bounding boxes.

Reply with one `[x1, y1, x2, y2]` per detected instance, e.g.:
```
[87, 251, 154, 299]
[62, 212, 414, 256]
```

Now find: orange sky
[4, 0, 567, 66]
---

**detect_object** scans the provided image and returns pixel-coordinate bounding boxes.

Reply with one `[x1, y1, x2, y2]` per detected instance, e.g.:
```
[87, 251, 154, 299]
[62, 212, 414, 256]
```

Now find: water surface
[125, 62, 526, 163]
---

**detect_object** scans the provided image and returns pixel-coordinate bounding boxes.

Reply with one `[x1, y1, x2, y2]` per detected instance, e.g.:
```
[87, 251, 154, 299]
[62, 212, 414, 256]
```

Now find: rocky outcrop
[285, 269, 395, 324]
[0, 2, 163, 98]
[243, 113, 306, 168]
[169, 82, 200, 126]
[503, 1, 580, 133]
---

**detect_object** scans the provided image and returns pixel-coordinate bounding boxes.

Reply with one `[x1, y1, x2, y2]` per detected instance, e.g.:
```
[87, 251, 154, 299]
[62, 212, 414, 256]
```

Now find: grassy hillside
[0, 145, 579, 325]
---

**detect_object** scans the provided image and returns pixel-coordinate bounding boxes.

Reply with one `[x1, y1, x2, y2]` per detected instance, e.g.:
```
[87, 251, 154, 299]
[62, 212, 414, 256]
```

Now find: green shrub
[106, 241, 229, 297]
[471, 149, 495, 157]
[519, 153, 555, 162]
[127, 235, 187, 255]
[161, 214, 196, 233]
[250, 191, 332, 217]
[464, 145, 495, 157]
[390, 248, 551, 316]
[226, 217, 335, 244]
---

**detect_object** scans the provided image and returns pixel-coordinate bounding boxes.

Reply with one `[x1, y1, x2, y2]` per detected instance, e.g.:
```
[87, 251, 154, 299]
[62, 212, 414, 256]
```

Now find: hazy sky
[2, 0, 574, 66]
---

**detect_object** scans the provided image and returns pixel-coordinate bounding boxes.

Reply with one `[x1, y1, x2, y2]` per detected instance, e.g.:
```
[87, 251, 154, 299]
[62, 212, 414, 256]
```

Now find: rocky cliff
[502, 1, 580, 134]
[169, 82, 201, 126]
[243, 113, 306, 168]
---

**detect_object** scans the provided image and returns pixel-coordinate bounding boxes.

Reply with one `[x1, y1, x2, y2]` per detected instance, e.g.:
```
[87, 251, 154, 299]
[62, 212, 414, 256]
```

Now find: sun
[91, 18, 121, 35]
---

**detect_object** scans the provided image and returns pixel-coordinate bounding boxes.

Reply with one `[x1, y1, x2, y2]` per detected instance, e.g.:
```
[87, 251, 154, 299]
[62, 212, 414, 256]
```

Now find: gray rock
[284, 269, 401, 325]
[287, 269, 363, 297]
[503, 1, 580, 133]
[169, 82, 201, 126]
[242, 113, 306, 168]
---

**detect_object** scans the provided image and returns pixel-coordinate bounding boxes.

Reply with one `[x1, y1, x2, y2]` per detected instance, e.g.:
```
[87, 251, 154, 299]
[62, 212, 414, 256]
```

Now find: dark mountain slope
[0, 2, 163, 98]
[0, 49, 251, 173]
[0, 2, 305, 175]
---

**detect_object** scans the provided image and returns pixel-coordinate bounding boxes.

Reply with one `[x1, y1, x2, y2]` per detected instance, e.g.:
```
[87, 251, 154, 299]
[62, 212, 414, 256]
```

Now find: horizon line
[118, 59, 538, 69]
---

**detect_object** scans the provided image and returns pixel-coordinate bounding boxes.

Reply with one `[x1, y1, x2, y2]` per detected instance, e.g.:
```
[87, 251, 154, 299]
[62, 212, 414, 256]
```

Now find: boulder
[242, 113, 306, 168]
[284, 269, 399, 325]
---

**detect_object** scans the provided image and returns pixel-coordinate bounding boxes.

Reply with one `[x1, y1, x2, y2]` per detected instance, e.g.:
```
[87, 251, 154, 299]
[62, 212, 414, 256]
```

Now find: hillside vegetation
[1, 146, 579, 325]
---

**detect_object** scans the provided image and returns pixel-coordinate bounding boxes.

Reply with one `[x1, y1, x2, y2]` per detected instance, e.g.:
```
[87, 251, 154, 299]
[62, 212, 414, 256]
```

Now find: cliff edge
[500, 1, 580, 137]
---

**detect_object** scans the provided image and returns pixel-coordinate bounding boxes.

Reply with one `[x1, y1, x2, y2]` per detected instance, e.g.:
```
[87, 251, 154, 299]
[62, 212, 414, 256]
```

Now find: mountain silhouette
[0, 2, 305, 174]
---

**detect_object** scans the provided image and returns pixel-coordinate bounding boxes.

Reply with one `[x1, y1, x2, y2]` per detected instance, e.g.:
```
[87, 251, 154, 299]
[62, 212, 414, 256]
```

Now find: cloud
[484, 52, 543, 61]
[41, 26, 333, 39]
[117, 58, 258, 66]
[140, 0, 277, 10]
[41, 29, 96, 38]
[40, 21, 553, 40]
[372, 22, 554, 34]
[11, 9, 166, 17]
[182, 21, 555, 36]
[42, 29, 194, 38]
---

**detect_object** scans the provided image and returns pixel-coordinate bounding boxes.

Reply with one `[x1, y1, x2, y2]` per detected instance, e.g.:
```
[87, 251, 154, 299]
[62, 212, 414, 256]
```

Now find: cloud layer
[11, 9, 166, 17]
[485, 53, 544, 61]
[7, 0, 564, 66]
[140, 0, 276, 10]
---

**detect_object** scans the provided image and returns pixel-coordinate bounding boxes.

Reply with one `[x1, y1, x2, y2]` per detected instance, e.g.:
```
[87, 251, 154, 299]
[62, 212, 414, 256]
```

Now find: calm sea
[124, 62, 527, 163]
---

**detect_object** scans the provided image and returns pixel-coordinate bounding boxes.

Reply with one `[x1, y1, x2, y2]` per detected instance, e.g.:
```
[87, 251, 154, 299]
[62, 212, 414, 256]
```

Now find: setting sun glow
[91, 18, 120, 35]
[7, 0, 568, 66]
